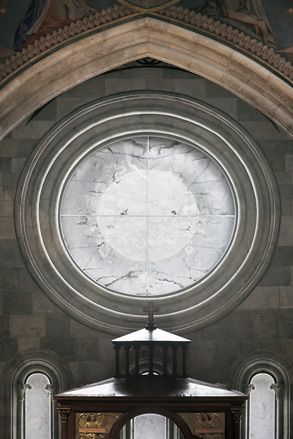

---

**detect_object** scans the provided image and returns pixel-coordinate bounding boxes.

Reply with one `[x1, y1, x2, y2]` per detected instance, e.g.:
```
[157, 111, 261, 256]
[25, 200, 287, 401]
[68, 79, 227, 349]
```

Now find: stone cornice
[0, 4, 292, 86]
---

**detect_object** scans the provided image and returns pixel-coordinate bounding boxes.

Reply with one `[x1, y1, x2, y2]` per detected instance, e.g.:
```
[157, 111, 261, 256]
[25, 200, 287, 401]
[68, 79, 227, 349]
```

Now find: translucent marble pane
[133, 414, 167, 439]
[249, 373, 276, 439]
[25, 373, 51, 439]
[60, 136, 236, 296]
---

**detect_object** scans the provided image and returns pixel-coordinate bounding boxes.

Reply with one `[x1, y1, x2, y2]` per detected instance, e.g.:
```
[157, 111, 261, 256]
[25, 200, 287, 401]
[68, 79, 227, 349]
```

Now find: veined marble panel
[249, 373, 276, 439]
[133, 414, 167, 439]
[60, 136, 236, 296]
[25, 373, 51, 439]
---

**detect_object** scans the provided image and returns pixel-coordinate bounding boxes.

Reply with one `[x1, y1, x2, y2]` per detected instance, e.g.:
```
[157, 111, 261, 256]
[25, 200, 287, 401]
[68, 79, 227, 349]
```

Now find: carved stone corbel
[16, 383, 31, 402]
[246, 382, 255, 394]
[270, 382, 283, 400]
[45, 383, 54, 395]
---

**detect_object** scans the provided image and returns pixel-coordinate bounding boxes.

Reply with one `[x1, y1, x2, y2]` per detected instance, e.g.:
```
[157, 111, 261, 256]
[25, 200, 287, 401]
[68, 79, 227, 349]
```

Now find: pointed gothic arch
[0, 16, 292, 139]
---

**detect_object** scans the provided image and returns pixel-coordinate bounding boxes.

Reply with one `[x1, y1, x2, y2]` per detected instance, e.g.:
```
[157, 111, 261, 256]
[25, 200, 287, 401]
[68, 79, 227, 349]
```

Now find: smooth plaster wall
[0, 65, 292, 434]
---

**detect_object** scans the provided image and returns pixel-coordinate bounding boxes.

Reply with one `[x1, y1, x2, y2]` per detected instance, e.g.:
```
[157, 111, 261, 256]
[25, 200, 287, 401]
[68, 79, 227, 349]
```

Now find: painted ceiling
[0, 0, 292, 62]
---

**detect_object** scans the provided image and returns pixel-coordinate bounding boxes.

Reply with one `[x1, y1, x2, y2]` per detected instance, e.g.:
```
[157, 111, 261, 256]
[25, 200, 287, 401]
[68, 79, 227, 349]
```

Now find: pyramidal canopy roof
[112, 327, 190, 344]
[56, 376, 245, 400]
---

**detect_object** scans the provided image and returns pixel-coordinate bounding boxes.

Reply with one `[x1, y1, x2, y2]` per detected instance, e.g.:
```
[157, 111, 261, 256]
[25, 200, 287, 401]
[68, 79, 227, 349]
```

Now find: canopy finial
[144, 301, 158, 330]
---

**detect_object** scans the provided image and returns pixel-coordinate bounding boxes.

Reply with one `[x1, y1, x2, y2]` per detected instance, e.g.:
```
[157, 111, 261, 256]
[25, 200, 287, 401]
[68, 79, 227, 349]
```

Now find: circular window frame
[59, 133, 237, 297]
[15, 92, 280, 333]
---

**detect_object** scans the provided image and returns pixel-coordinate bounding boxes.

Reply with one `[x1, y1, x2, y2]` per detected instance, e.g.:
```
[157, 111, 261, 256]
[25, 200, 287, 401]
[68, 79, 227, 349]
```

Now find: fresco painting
[14, 0, 97, 50]
[181, 0, 276, 44]
[0, 0, 292, 61]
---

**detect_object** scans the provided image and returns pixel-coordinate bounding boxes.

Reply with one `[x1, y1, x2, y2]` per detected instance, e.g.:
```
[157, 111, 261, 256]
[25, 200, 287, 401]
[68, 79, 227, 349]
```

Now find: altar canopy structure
[55, 312, 247, 439]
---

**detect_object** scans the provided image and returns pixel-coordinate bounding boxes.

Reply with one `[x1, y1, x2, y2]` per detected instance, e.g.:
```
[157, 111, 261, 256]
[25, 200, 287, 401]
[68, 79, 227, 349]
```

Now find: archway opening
[119, 414, 184, 439]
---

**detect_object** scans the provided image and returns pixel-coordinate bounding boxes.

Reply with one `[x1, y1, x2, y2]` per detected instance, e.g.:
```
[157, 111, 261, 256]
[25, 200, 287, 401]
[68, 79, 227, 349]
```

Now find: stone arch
[108, 410, 194, 439]
[0, 16, 292, 139]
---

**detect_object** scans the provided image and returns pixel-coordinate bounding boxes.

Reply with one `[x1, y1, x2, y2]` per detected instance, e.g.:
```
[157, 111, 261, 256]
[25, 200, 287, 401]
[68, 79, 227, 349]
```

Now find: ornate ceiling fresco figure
[181, 0, 275, 44]
[14, 0, 96, 50]
[219, 0, 276, 44]
[4, 0, 284, 51]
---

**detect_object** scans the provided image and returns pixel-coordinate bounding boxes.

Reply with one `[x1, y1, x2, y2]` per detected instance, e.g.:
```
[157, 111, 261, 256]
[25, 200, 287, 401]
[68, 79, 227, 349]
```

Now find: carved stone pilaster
[58, 407, 71, 424]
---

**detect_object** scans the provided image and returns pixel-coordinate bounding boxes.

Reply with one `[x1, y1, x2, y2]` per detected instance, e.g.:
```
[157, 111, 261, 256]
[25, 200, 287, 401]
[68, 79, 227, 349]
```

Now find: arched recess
[1, 354, 68, 439]
[0, 16, 292, 139]
[108, 410, 193, 439]
[235, 356, 290, 439]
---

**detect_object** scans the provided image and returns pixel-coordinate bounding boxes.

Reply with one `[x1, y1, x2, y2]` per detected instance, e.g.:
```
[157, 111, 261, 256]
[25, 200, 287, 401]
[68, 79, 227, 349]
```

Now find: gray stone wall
[0, 64, 292, 435]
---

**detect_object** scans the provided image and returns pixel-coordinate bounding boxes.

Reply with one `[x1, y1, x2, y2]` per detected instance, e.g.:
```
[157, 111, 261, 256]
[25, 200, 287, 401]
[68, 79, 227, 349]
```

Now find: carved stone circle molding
[15, 93, 279, 333]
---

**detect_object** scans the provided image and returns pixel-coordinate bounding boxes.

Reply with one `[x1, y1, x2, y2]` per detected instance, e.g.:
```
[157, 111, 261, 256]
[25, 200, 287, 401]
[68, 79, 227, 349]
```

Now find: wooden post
[182, 345, 187, 377]
[125, 345, 130, 377]
[57, 406, 71, 439]
[115, 345, 121, 377]
[135, 345, 140, 375]
[172, 345, 177, 376]
[163, 346, 168, 376]
[231, 407, 243, 439]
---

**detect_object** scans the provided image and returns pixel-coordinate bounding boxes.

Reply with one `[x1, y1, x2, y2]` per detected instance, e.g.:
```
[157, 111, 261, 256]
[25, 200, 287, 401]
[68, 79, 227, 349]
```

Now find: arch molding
[0, 17, 292, 138]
